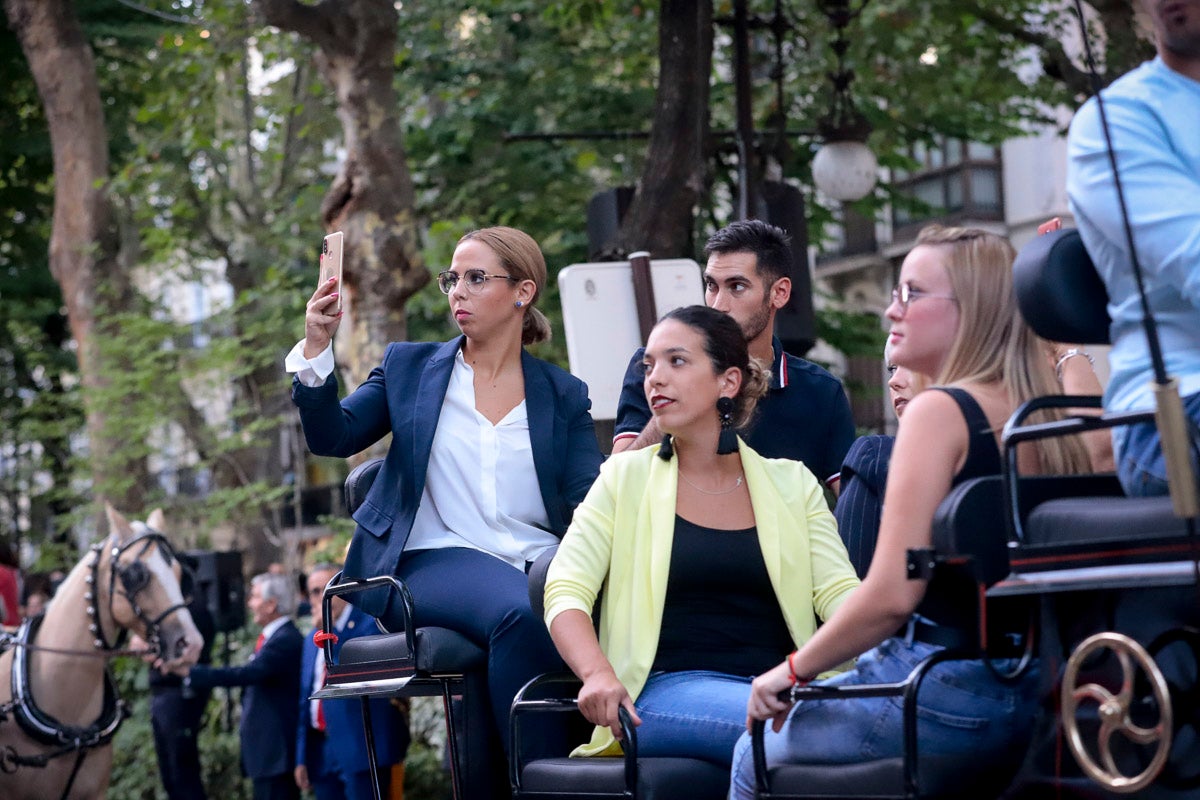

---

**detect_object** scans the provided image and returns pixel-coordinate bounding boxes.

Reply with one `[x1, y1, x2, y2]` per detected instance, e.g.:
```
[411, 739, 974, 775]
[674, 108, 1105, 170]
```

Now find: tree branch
[964, 2, 1096, 97]
[253, 0, 343, 53]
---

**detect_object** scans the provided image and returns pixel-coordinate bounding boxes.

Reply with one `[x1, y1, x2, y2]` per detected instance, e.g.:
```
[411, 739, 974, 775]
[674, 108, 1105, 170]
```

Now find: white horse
[0, 505, 204, 799]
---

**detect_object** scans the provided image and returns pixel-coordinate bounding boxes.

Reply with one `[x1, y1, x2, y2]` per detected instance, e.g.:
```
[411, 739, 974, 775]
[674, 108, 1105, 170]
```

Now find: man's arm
[1068, 93, 1200, 308]
[611, 348, 656, 454]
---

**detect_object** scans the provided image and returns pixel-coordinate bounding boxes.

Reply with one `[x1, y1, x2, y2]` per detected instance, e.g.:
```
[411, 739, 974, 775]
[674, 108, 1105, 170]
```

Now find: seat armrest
[754, 647, 974, 798]
[509, 671, 639, 793]
[319, 573, 414, 666]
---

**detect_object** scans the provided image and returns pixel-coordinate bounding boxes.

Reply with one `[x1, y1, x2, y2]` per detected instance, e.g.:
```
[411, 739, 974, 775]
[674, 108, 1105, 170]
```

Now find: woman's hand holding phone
[304, 249, 343, 359]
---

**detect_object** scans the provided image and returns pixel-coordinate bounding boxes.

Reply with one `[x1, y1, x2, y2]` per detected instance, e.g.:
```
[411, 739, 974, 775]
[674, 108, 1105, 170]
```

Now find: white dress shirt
[256, 615, 290, 654]
[284, 341, 557, 570]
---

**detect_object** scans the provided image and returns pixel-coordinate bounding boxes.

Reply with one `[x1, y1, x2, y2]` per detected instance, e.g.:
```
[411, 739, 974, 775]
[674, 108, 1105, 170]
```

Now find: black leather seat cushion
[520, 757, 728, 800]
[767, 756, 1010, 798]
[1013, 494, 1195, 572]
[338, 627, 486, 673]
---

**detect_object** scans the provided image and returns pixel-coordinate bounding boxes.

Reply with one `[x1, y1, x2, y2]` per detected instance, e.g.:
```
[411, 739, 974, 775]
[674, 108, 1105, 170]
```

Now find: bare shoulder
[891, 388, 971, 476]
[898, 387, 969, 430]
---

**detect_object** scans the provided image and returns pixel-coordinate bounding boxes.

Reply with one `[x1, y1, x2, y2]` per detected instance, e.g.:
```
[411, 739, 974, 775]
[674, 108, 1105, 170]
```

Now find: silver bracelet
[1055, 348, 1095, 382]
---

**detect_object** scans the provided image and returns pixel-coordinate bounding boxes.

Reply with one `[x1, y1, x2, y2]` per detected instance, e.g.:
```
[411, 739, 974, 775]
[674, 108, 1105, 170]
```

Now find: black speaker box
[760, 181, 815, 357]
[185, 550, 245, 634]
[586, 186, 636, 261]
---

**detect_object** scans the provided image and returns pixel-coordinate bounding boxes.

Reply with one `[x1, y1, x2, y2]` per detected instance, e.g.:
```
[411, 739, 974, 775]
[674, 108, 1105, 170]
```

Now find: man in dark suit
[186, 572, 304, 800]
[295, 564, 410, 800]
[142, 567, 217, 800]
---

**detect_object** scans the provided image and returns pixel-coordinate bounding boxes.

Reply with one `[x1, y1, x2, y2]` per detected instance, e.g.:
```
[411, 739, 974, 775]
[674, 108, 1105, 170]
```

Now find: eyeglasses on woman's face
[890, 281, 957, 314]
[437, 269, 518, 295]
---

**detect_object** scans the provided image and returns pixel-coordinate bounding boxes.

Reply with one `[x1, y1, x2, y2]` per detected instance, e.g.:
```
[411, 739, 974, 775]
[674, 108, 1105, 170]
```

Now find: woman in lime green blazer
[544, 305, 859, 765]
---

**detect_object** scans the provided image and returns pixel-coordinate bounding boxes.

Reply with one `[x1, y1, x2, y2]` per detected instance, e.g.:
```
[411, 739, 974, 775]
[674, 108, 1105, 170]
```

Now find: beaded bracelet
[1055, 348, 1095, 382]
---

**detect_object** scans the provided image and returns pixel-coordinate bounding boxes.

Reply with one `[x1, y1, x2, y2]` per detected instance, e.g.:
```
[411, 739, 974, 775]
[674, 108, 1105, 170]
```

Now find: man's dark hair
[703, 219, 793, 284]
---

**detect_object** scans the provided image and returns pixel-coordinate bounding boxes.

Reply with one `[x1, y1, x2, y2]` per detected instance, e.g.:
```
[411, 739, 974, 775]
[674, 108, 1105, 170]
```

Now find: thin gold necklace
[677, 469, 744, 496]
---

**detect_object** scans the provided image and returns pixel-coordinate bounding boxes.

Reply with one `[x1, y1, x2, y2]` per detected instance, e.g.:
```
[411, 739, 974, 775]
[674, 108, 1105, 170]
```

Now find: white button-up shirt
[285, 341, 556, 570]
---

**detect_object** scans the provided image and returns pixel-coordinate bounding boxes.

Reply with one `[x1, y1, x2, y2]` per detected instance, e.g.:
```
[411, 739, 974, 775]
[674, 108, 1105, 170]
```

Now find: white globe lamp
[812, 140, 878, 202]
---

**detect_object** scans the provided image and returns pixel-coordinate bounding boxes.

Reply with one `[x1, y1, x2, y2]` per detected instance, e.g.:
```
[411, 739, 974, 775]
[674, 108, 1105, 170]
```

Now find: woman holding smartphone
[286, 227, 603, 780]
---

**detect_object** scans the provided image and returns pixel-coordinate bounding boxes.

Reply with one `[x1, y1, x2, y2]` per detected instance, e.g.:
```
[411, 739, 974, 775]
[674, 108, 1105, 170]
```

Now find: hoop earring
[657, 433, 674, 461]
[716, 396, 737, 455]
[515, 300, 524, 308]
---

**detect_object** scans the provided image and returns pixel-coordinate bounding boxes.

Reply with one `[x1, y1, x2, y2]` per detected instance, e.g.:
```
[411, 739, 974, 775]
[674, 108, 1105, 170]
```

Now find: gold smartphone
[320, 231, 345, 312]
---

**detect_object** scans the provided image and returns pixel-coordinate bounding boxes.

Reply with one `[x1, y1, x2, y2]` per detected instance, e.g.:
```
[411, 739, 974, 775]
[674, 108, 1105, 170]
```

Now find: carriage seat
[314, 457, 489, 800]
[994, 227, 1200, 594]
[510, 545, 729, 800]
[324, 457, 486, 682]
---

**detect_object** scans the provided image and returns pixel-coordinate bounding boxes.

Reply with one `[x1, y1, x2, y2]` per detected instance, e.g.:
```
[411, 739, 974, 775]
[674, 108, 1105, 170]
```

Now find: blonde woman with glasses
[730, 225, 1093, 798]
[287, 226, 602, 788]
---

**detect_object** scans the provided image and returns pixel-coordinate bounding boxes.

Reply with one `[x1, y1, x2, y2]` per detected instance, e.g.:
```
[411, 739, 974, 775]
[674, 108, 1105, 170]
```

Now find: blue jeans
[728, 637, 1040, 800]
[634, 670, 753, 766]
[1113, 389, 1200, 496]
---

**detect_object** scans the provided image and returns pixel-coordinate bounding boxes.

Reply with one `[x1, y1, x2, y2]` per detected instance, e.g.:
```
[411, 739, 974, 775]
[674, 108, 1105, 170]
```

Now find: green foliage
[814, 297, 889, 363]
[403, 696, 452, 800]
[4, 0, 1155, 558]
[396, 0, 659, 367]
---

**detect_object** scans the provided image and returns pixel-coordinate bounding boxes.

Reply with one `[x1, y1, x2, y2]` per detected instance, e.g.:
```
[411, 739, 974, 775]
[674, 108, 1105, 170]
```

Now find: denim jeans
[728, 637, 1040, 800]
[633, 670, 753, 766]
[1113, 389, 1200, 497]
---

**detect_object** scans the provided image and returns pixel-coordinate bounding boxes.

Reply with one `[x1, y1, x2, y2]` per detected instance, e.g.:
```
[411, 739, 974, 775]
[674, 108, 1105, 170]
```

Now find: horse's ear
[146, 508, 165, 532]
[105, 503, 131, 540]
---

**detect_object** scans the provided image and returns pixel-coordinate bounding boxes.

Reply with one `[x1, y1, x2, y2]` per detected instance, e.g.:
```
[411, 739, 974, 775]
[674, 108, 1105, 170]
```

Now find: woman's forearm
[791, 582, 913, 679]
[549, 609, 614, 680]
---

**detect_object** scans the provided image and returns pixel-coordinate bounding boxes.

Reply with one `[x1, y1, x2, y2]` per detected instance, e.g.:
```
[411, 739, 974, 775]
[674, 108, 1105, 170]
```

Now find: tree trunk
[255, 0, 427, 389]
[607, 0, 714, 260]
[5, 0, 148, 513]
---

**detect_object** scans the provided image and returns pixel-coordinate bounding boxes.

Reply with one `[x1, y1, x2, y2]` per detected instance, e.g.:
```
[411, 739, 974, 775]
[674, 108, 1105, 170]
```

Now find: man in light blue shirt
[1066, 0, 1200, 495]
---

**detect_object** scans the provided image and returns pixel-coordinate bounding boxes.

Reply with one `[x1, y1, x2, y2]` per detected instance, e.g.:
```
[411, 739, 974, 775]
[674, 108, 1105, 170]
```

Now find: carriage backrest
[345, 458, 385, 515]
[1012, 228, 1111, 345]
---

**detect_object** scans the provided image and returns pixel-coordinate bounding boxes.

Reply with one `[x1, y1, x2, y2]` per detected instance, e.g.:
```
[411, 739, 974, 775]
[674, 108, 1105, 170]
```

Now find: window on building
[892, 139, 1003, 236]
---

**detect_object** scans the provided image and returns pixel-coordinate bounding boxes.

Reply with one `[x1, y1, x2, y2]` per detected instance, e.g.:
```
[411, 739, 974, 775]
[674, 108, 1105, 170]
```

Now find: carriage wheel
[1062, 632, 1173, 794]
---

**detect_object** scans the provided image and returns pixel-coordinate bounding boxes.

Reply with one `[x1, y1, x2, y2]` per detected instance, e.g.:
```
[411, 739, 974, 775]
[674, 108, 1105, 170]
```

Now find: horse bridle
[85, 525, 190, 657]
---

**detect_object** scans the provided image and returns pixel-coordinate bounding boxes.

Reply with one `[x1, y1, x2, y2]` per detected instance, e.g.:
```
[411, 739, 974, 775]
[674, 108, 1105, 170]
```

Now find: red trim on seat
[1010, 541, 1196, 568]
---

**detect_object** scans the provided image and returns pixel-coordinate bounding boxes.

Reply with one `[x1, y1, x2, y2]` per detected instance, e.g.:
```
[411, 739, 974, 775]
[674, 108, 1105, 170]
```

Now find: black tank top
[652, 516, 794, 676]
[915, 386, 1001, 631]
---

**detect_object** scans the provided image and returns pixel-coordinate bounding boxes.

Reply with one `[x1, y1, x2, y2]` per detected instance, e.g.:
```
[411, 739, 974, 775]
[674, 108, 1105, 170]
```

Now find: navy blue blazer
[292, 336, 603, 617]
[833, 434, 895, 579]
[297, 608, 409, 778]
[188, 619, 304, 779]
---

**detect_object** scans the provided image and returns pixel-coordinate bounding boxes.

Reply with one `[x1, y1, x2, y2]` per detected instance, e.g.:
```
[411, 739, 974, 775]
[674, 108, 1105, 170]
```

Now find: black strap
[930, 386, 1002, 479]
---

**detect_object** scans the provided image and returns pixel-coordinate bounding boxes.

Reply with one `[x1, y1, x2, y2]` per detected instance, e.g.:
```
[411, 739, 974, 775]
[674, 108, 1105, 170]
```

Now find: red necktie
[316, 699, 326, 732]
[255, 632, 265, 652]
